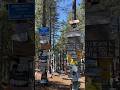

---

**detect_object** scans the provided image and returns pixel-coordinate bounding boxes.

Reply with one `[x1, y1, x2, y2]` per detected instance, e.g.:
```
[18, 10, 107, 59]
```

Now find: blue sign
[39, 27, 49, 36]
[8, 3, 35, 20]
[39, 56, 48, 60]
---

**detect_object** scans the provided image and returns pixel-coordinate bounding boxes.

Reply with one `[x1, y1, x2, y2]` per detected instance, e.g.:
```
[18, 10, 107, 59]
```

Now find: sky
[57, 0, 81, 22]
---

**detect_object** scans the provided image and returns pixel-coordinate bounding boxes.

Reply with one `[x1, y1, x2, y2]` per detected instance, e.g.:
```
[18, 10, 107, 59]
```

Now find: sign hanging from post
[8, 3, 35, 20]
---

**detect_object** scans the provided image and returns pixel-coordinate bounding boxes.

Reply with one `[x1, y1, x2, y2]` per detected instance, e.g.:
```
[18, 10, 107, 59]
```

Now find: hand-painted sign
[8, 3, 35, 20]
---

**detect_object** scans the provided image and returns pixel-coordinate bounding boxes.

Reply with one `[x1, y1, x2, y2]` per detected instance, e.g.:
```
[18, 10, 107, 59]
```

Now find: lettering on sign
[86, 40, 115, 57]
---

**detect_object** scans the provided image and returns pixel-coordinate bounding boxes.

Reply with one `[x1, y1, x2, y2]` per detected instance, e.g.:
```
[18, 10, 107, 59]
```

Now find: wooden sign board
[13, 41, 35, 56]
[40, 43, 51, 50]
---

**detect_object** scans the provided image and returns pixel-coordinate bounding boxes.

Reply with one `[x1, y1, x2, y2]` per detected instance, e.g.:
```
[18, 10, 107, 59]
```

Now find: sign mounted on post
[8, 3, 35, 20]
[39, 27, 49, 36]
[69, 20, 79, 25]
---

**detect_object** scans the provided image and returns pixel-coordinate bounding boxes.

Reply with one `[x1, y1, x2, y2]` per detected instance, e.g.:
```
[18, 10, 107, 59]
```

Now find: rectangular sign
[40, 62, 47, 67]
[8, 3, 35, 20]
[39, 27, 49, 36]
[39, 56, 48, 60]
[40, 59, 47, 63]
[40, 36, 49, 44]
[13, 41, 35, 56]
[13, 23, 32, 33]
[40, 43, 51, 50]
[86, 40, 115, 58]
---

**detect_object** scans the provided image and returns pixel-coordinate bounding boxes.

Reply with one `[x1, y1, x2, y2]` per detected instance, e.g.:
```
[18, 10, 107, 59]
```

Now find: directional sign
[39, 56, 48, 60]
[40, 43, 51, 50]
[40, 59, 47, 63]
[69, 20, 80, 25]
[40, 36, 49, 44]
[8, 3, 35, 20]
[39, 27, 49, 36]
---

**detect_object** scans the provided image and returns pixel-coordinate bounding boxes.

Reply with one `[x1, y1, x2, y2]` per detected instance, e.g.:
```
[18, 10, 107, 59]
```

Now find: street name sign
[8, 3, 35, 20]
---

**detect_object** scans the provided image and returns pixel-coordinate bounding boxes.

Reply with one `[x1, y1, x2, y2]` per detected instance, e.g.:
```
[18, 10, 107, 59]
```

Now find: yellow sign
[67, 54, 78, 65]
[76, 50, 82, 59]
[67, 54, 72, 63]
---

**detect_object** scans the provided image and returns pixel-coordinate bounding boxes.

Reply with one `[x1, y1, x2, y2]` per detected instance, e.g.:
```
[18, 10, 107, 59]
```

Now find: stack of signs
[66, 26, 81, 82]
[8, 3, 35, 56]
[38, 27, 50, 71]
[12, 23, 35, 56]
[85, 58, 101, 82]
[8, 2, 35, 89]
[10, 57, 34, 86]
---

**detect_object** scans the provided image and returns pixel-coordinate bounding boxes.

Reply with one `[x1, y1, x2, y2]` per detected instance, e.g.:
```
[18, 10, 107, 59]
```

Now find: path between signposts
[35, 72, 85, 90]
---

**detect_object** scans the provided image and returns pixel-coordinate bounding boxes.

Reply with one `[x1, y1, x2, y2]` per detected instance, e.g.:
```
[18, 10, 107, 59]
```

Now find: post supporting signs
[38, 27, 50, 72]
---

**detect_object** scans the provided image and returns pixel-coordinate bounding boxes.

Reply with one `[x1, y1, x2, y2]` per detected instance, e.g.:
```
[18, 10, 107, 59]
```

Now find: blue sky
[57, 0, 81, 22]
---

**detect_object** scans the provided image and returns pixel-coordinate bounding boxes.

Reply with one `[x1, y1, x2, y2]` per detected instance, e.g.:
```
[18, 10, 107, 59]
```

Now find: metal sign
[40, 36, 49, 44]
[40, 60, 47, 63]
[66, 43, 81, 51]
[39, 27, 49, 36]
[39, 56, 48, 60]
[66, 31, 81, 38]
[8, 3, 34, 20]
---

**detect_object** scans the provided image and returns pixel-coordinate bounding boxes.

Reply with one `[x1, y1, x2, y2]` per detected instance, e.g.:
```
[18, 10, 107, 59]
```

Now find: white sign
[40, 36, 49, 44]
[66, 31, 81, 37]
[69, 20, 80, 25]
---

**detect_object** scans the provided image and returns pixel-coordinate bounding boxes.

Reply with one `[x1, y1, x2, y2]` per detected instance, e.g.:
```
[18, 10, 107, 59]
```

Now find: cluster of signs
[66, 20, 81, 82]
[7, 3, 35, 56]
[85, 58, 101, 81]
[85, 57, 113, 83]
[38, 27, 50, 71]
[7, 2, 35, 87]
[10, 57, 34, 86]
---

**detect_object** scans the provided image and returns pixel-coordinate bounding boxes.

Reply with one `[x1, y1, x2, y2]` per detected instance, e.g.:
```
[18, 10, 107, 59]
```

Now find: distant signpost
[8, 3, 35, 20]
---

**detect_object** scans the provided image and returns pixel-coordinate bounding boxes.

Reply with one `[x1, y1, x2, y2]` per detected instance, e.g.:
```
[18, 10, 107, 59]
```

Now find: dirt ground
[35, 72, 85, 90]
